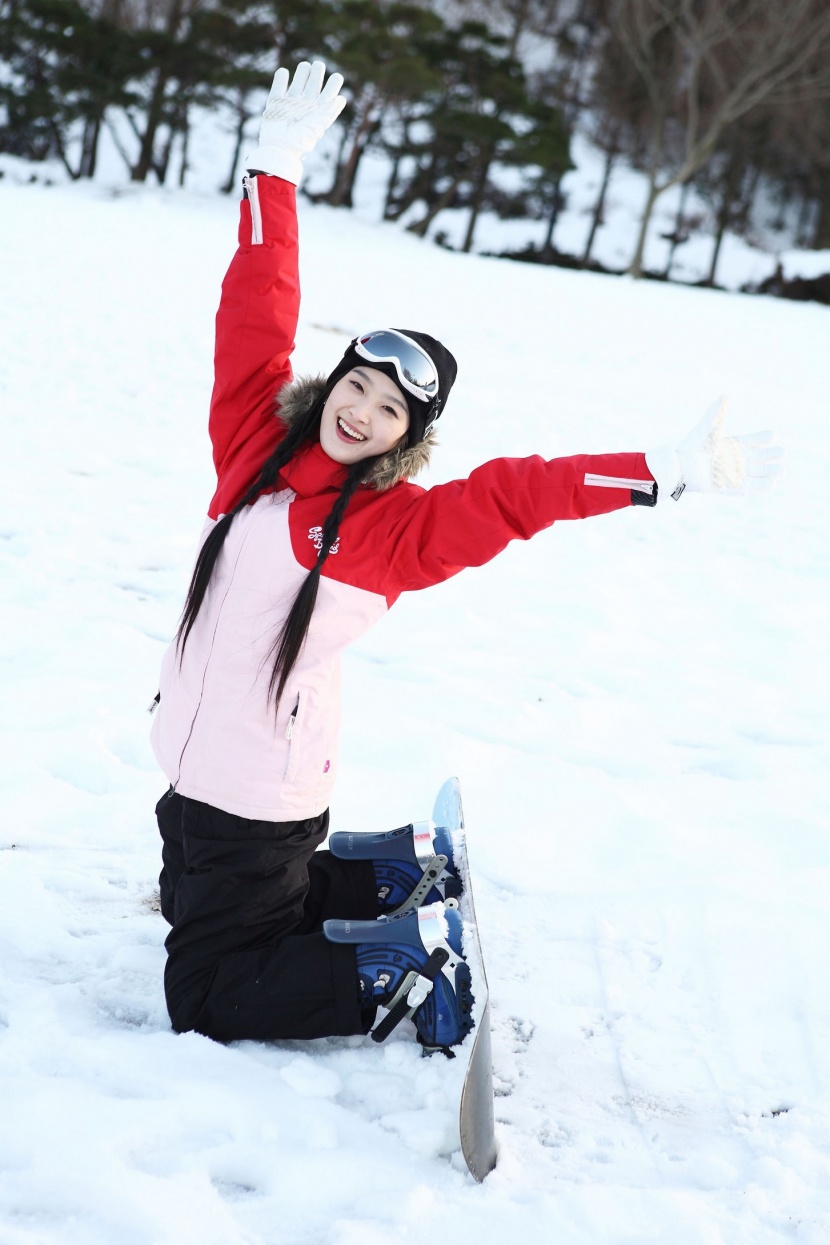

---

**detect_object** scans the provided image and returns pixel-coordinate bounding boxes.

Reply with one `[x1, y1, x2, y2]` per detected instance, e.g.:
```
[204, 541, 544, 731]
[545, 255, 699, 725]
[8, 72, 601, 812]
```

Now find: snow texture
[1, 172, 828, 1244]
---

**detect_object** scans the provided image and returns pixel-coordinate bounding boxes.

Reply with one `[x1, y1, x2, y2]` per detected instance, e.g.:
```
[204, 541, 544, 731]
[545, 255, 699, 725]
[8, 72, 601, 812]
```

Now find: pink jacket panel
[151, 491, 387, 820]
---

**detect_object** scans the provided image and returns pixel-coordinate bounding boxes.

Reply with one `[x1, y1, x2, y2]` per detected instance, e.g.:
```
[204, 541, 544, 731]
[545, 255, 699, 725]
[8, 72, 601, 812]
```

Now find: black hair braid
[175, 395, 325, 660]
[267, 456, 378, 708]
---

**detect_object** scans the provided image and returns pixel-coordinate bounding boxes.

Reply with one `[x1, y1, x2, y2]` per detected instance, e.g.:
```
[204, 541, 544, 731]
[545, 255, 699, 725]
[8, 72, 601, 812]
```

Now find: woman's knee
[164, 955, 215, 1035]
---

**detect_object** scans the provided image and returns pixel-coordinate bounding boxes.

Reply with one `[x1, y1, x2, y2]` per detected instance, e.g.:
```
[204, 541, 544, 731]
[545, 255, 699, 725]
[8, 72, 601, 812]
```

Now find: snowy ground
[1, 173, 829, 1244]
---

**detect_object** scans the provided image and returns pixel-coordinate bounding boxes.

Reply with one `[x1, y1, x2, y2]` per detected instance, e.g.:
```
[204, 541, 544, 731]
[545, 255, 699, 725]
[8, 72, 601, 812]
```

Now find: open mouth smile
[337, 416, 367, 443]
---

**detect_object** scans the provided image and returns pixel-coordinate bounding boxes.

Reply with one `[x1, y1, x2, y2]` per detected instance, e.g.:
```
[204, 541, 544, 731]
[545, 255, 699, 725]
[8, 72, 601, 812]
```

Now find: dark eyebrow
[353, 367, 407, 412]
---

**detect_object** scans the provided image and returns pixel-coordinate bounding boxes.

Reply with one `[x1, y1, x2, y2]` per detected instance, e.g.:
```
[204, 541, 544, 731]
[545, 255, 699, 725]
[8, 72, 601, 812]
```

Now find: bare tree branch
[606, 0, 830, 273]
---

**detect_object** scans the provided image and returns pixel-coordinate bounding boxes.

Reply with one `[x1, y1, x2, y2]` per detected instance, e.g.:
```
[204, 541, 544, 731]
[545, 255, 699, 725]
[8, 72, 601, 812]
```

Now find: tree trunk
[628, 108, 668, 278]
[705, 157, 741, 287]
[629, 176, 663, 278]
[736, 164, 761, 235]
[329, 102, 378, 208]
[45, 111, 79, 179]
[155, 125, 176, 185]
[383, 150, 402, 219]
[663, 181, 691, 279]
[771, 181, 791, 233]
[407, 175, 463, 238]
[706, 207, 728, 287]
[31, 55, 77, 176]
[178, 111, 190, 188]
[541, 174, 564, 258]
[582, 136, 618, 265]
[812, 167, 830, 249]
[461, 150, 494, 254]
[385, 148, 436, 222]
[131, 0, 184, 182]
[132, 68, 169, 182]
[321, 121, 352, 201]
[105, 114, 136, 176]
[221, 94, 250, 194]
[79, 112, 102, 179]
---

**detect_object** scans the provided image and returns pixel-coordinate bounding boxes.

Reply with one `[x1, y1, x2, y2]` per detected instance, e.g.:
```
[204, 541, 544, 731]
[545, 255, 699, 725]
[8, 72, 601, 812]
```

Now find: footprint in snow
[211, 1177, 259, 1201]
[503, 1015, 535, 1049]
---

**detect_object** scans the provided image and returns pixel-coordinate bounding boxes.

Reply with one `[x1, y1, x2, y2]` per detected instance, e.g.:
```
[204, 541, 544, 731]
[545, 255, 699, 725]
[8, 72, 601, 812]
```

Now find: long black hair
[175, 392, 378, 709]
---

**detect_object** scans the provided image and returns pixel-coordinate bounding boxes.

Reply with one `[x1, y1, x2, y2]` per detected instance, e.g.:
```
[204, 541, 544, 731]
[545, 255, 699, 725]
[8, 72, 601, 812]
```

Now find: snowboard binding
[323, 901, 474, 1052]
[328, 820, 462, 915]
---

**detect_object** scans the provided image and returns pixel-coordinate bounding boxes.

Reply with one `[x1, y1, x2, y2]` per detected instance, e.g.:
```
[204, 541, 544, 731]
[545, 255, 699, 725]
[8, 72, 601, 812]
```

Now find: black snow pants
[156, 787, 378, 1042]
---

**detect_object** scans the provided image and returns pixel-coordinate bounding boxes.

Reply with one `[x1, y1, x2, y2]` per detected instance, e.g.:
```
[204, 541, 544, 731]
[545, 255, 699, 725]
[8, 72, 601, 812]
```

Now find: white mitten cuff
[644, 444, 682, 501]
[244, 146, 303, 185]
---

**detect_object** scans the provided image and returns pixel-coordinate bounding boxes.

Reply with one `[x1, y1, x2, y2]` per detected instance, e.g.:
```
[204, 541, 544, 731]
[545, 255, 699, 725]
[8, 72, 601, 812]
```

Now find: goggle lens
[355, 331, 439, 401]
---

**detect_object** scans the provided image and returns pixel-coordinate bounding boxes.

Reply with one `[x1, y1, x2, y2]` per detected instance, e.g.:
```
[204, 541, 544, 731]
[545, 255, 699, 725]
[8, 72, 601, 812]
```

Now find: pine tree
[0, 0, 138, 176]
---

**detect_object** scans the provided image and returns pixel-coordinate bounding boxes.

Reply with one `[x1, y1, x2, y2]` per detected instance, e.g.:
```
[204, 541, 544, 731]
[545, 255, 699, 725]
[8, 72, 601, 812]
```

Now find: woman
[151, 62, 782, 1052]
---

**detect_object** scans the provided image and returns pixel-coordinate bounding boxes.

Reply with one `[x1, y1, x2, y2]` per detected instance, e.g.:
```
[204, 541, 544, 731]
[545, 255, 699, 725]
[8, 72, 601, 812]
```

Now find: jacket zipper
[584, 473, 655, 493]
[242, 175, 263, 246]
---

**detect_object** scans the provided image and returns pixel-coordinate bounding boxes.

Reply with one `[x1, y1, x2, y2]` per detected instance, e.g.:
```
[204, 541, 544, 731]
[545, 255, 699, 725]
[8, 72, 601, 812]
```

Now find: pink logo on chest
[323, 760, 331, 774]
[308, 526, 340, 555]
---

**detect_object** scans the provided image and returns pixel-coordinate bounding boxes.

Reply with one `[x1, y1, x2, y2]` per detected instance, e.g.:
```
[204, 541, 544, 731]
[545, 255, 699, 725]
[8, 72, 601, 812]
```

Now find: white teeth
[338, 416, 366, 442]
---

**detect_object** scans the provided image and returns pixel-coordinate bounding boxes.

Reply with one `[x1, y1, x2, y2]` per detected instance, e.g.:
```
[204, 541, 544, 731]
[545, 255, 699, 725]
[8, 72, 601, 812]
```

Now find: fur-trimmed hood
[276, 374, 435, 492]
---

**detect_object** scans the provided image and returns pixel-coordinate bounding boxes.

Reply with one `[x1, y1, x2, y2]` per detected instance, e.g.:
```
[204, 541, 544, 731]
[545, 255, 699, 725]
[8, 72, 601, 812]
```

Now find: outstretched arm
[382, 450, 656, 596]
[381, 402, 784, 597]
[208, 62, 346, 519]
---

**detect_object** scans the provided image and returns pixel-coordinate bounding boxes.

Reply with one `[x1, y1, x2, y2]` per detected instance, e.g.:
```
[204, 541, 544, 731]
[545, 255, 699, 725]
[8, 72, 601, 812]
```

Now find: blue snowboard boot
[328, 820, 462, 914]
[324, 901, 474, 1050]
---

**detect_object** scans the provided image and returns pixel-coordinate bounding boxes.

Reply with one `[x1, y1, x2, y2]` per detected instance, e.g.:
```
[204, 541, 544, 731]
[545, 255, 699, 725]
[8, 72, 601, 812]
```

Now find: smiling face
[319, 366, 411, 464]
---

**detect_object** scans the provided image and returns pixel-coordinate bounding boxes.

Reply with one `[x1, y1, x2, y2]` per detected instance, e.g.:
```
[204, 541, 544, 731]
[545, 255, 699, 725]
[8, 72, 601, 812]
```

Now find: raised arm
[208, 62, 346, 519]
[208, 177, 300, 517]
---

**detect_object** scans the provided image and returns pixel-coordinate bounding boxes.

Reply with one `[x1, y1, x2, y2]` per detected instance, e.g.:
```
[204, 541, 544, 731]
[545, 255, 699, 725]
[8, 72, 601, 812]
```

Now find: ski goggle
[353, 330, 439, 403]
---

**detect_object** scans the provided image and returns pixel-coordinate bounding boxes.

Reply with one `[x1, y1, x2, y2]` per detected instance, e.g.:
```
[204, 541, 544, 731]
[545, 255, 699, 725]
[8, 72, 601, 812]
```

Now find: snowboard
[431, 778, 497, 1183]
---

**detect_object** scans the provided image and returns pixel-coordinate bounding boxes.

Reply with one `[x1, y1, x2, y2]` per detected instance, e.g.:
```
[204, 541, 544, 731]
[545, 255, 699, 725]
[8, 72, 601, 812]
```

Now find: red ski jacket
[151, 175, 657, 820]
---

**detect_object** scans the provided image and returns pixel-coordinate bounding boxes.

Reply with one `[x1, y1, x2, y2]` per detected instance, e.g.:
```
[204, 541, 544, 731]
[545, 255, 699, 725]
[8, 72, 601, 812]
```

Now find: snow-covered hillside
[1, 174, 828, 1244]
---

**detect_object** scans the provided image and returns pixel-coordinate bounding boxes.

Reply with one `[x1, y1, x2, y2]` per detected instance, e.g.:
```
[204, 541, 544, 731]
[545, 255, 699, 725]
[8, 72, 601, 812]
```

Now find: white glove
[244, 60, 346, 186]
[646, 397, 785, 500]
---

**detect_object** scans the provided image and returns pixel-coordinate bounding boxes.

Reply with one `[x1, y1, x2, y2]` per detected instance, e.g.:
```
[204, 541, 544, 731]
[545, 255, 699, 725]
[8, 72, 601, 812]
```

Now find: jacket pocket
[283, 690, 305, 785]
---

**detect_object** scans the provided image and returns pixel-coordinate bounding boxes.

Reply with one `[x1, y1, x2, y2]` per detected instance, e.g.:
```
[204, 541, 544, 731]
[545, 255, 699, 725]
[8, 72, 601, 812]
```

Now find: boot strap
[370, 947, 449, 1044]
[388, 853, 449, 916]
